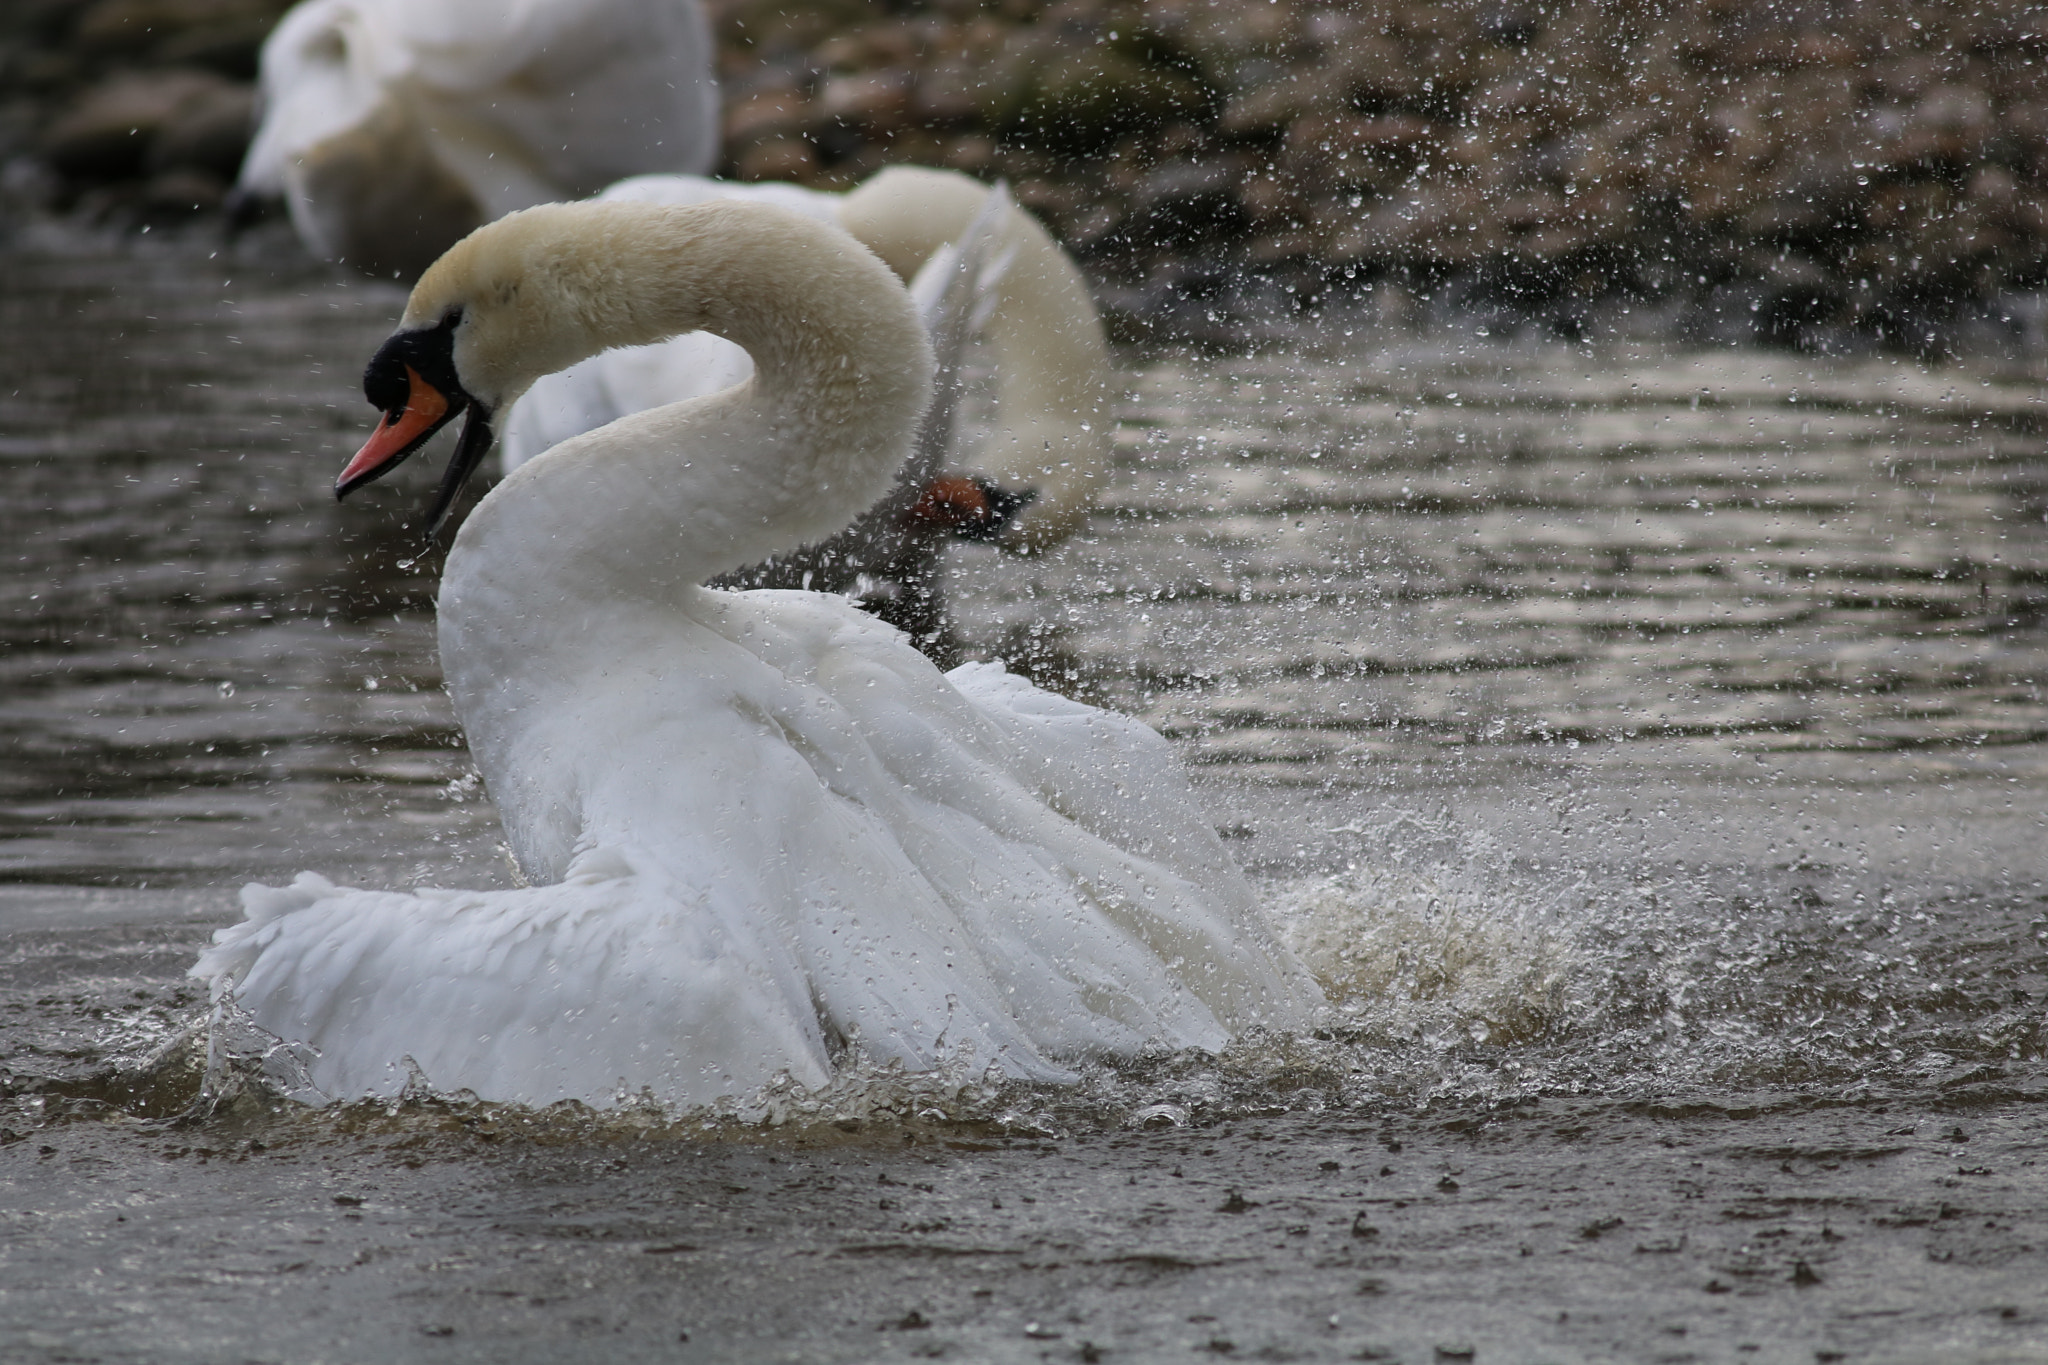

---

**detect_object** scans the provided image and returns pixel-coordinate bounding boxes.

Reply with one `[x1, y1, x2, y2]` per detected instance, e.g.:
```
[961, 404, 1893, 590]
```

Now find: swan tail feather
[190, 855, 834, 1108]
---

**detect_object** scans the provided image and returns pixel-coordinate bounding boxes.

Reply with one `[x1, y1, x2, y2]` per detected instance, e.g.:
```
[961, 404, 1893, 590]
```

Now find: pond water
[1, 230, 2045, 1363]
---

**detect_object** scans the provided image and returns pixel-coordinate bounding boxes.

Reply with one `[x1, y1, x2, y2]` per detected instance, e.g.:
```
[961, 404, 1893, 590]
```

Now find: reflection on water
[941, 336, 2048, 1106]
[956, 346, 2048, 779]
[0, 244, 497, 891]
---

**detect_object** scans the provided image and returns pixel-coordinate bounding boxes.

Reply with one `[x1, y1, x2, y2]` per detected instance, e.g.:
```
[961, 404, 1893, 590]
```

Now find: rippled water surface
[2, 236, 2047, 1363]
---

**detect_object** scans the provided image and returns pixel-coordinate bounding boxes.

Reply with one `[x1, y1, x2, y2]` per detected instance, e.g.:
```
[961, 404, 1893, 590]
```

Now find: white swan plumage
[502, 167, 1112, 550]
[235, 0, 718, 278]
[190, 200, 1317, 1108]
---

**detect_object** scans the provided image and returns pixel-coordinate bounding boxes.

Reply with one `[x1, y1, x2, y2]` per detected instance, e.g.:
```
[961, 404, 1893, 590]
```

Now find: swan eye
[361, 310, 464, 416]
[363, 353, 412, 414]
[341, 313, 475, 505]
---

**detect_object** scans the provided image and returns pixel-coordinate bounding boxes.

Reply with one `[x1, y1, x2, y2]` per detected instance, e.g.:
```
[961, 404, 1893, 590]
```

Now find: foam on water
[1262, 805, 2048, 1108]
[1278, 813, 1577, 1048]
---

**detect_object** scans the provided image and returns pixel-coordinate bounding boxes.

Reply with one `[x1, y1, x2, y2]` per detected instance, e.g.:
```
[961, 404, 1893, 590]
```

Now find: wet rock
[41, 68, 238, 181]
[732, 137, 818, 184]
[724, 87, 814, 150]
[934, 133, 996, 176]
[905, 70, 974, 129]
[10, 0, 2048, 344]
[718, 0, 871, 54]
[147, 77, 250, 178]
[1218, 66, 1344, 139]
[137, 166, 221, 218]
[817, 71, 911, 129]
[1126, 155, 1245, 239]
[1013, 48, 1214, 152]
[73, 0, 284, 78]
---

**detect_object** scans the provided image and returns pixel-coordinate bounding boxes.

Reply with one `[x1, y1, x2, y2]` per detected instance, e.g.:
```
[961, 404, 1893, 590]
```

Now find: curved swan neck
[428, 201, 930, 587]
[411, 200, 926, 419]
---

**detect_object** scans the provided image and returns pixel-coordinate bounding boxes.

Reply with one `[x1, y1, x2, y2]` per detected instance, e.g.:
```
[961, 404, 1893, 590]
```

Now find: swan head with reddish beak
[333, 199, 696, 537]
[336, 309, 496, 535]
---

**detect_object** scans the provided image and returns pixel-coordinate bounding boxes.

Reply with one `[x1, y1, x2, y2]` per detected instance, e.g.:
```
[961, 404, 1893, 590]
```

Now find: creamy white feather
[237, 0, 718, 277]
[501, 167, 1112, 548]
[193, 201, 1317, 1108]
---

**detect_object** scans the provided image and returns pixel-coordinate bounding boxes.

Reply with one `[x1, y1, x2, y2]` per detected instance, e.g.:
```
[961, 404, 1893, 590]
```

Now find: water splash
[198, 991, 328, 1110]
[10, 796, 2043, 1144]
[1280, 863, 1577, 1048]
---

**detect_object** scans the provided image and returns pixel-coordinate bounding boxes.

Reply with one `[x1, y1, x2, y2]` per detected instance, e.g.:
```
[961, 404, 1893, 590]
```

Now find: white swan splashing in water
[191, 200, 1320, 1108]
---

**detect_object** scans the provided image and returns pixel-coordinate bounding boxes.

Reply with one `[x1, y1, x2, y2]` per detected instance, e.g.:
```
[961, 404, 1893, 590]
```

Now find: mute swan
[234, 0, 718, 279]
[503, 166, 1113, 554]
[191, 200, 1316, 1107]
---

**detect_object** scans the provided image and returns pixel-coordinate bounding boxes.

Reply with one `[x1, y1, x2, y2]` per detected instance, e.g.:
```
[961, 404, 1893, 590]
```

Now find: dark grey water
[2, 233, 2046, 1363]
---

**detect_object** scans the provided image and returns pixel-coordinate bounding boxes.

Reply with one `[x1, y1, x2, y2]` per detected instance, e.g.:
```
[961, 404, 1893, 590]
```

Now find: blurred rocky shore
[6, 0, 2048, 349]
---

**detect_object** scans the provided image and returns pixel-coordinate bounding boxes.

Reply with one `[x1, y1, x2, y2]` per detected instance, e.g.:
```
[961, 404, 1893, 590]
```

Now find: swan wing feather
[197, 857, 833, 1107]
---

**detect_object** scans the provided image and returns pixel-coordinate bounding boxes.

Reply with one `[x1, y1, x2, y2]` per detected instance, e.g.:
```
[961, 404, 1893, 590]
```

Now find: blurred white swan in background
[190, 199, 1317, 1108]
[233, 0, 718, 278]
[503, 166, 1113, 557]
[233, 0, 1108, 592]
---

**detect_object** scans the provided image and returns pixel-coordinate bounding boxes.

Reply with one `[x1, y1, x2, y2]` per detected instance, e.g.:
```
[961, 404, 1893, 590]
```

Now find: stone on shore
[4, 0, 2046, 346]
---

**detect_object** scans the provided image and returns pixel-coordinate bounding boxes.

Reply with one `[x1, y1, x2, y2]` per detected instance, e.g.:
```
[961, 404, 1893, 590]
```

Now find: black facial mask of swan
[335, 308, 496, 536]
